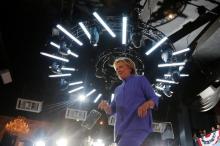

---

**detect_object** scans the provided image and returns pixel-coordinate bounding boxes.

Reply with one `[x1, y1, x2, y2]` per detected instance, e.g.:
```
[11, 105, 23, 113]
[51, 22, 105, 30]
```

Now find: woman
[98, 57, 159, 146]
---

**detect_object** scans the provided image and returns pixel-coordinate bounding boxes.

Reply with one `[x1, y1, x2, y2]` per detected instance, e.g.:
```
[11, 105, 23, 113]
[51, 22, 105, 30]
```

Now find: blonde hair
[113, 57, 137, 75]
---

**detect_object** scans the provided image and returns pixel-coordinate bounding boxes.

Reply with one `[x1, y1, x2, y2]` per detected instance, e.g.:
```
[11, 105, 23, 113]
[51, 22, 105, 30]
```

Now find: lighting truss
[42, 13, 190, 100]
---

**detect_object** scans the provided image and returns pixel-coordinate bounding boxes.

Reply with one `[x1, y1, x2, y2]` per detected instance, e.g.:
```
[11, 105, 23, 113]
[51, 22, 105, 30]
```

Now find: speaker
[0, 69, 12, 84]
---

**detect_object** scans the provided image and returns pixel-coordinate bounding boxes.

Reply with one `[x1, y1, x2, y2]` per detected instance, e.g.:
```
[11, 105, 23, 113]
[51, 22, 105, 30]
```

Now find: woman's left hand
[137, 100, 155, 118]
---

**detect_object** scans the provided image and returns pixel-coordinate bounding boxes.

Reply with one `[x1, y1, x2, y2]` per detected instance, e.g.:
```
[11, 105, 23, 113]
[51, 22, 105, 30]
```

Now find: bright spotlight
[40, 52, 69, 62]
[78, 95, 86, 101]
[145, 37, 168, 55]
[122, 16, 127, 45]
[79, 22, 91, 40]
[56, 138, 67, 146]
[56, 24, 83, 46]
[167, 13, 175, 20]
[99, 120, 104, 125]
[93, 139, 105, 146]
[93, 12, 116, 37]
[172, 48, 190, 56]
[34, 140, 45, 146]
[94, 94, 102, 103]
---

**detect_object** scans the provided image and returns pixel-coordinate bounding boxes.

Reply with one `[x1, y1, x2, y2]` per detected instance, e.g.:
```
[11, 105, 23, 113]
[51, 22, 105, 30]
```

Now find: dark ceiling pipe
[168, 5, 220, 43]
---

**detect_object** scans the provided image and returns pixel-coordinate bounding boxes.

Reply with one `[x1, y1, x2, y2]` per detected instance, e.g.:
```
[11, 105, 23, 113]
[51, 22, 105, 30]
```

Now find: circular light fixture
[41, 13, 190, 101]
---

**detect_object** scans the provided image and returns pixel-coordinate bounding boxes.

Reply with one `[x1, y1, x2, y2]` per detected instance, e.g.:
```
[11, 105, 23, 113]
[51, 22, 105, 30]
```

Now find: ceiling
[0, 0, 220, 141]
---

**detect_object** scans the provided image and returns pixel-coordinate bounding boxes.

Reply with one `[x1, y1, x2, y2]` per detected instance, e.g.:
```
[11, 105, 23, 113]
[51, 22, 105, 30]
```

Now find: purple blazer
[110, 75, 159, 140]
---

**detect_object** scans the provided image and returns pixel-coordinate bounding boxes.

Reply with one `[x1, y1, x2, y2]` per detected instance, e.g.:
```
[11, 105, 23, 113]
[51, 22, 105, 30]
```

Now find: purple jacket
[110, 75, 159, 139]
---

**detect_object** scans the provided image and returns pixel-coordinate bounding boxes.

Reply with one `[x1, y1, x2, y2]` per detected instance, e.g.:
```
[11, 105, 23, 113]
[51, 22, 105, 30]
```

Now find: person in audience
[199, 130, 204, 137]
[211, 126, 215, 132]
[202, 129, 207, 136]
[193, 133, 198, 140]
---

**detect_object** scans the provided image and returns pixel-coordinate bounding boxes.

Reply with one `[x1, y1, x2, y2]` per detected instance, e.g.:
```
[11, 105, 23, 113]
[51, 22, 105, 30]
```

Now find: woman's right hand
[98, 100, 112, 114]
